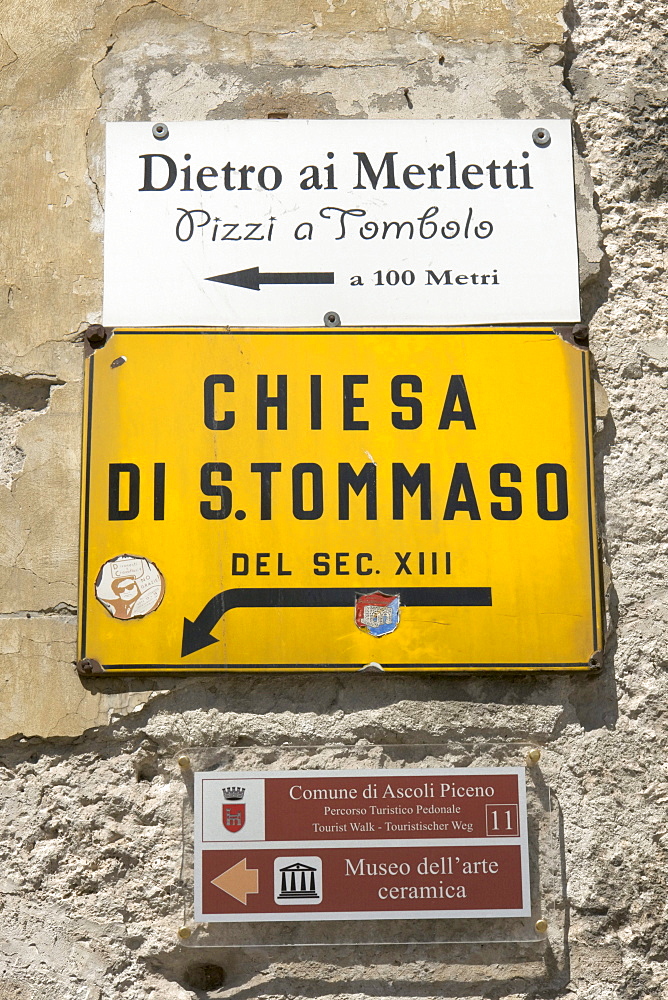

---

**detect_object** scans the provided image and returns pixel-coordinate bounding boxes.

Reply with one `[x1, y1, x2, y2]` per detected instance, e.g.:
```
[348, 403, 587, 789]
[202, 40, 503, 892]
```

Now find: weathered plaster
[1, 0, 666, 997]
[0, 618, 162, 738]
[0, 0, 593, 741]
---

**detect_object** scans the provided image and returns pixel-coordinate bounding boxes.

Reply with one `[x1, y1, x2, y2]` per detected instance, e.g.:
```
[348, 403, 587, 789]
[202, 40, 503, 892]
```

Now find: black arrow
[181, 593, 226, 658]
[181, 586, 492, 657]
[205, 266, 335, 291]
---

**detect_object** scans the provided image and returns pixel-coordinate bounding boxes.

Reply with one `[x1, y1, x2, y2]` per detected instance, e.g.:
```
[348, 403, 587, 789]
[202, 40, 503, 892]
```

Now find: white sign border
[193, 766, 531, 923]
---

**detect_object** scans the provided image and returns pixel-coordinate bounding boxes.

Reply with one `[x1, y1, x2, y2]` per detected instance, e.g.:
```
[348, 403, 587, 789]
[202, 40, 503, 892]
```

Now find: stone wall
[1, 0, 667, 997]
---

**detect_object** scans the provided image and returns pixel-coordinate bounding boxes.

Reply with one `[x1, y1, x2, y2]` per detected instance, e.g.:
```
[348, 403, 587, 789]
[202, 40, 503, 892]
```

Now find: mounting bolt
[527, 748, 542, 764]
[324, 311, 341, 327]
[76, 658, 104, 676]
[85, 325, 107, 348]
[177, 755, 192, 769]
[177, 926, 191, 940]
[152, 123, 169, 141]
[358, 662, 385, 673]
[532, 127, 551, 148]
[535, 919, 548, 934]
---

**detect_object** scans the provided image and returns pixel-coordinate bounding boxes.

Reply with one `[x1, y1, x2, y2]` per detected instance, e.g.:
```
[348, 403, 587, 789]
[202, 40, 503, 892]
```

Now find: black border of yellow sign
[78, 327, 603, 675]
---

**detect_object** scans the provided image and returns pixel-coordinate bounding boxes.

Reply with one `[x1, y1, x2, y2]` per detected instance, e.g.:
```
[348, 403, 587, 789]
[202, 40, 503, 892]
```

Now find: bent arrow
[181, 587, 492, 657]
[211, 858, 259, 905]
[206, 266, 334, 290]
[181, 593, 225, 657]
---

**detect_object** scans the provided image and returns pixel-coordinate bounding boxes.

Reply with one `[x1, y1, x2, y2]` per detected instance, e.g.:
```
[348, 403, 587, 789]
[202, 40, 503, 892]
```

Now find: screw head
[177, 755, 191, 769]
[76, 658, 103, 676]
[535, 918, 548, 933]
[85, 325, 106, 346]
[152, 123, 169, 140]
[528, 748, 542, 763]
[177, 926, 192, 940]
[532, 127, 551, 148]
[324, 311, 341, 327]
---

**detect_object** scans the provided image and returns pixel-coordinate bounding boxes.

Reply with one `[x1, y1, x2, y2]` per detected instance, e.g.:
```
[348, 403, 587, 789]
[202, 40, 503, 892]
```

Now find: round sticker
[95, 554, 165, 620]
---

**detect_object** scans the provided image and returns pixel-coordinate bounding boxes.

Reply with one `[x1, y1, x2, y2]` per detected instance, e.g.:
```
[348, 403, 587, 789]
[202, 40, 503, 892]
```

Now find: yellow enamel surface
[78, 328, 601, 671]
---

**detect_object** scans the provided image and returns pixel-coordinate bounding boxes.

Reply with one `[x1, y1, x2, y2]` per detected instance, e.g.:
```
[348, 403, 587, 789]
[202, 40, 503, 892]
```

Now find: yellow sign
[78, 328, 602, 673]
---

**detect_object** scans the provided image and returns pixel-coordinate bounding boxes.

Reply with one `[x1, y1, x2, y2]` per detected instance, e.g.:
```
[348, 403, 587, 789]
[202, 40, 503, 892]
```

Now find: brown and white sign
[194, 767, 530, 922]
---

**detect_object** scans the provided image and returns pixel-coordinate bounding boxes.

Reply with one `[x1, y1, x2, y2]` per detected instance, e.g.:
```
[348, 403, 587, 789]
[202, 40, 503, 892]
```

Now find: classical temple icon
[276, 861, 321, 901]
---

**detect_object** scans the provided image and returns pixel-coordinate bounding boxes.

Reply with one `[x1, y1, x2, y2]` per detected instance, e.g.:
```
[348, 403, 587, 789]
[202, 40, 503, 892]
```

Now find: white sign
[193, 767, 530, 923]
[103, 120, 580, 327]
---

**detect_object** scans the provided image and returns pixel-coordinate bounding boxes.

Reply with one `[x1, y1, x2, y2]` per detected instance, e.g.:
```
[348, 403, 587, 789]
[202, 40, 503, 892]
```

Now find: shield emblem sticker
[222, 803, 246, 833]
[355, 592, 400, 637]
[221, 786, 246, 833]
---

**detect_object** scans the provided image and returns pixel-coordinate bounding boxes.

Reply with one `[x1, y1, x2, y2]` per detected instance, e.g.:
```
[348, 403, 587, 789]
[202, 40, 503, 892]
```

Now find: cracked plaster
[0, 0, 667, 997]
[1, 0, 591, 742]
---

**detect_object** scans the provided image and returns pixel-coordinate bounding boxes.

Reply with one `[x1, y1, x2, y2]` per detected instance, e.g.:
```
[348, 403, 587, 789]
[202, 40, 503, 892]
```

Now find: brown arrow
[211, 858, 259, 904]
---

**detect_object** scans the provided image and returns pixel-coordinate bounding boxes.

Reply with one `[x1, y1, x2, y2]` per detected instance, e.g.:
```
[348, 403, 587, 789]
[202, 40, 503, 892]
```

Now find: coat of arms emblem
[222, 786, 245, 833]
[355, 592, 400, 637]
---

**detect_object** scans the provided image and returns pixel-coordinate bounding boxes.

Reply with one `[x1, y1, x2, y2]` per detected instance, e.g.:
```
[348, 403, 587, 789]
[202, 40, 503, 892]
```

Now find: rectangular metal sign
[194, 767, 530, 922]
[103, 120, 580, 327]
[77, 327, 602, 673]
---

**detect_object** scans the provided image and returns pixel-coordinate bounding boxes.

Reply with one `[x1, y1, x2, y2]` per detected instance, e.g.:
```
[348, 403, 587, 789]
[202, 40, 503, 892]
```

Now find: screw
[535, 919, 548, 933]
[177, 926, 191, 940]
[177, 755, 191, 769]
[152, 123, 169, 141]
[324, 311, 341, 327]
[359, 662, 385, 672]
[532, 127, 551, 148]
[85, 325, 106, 347]
[76, 658, 103, 676]
[527, 748, 541, 764]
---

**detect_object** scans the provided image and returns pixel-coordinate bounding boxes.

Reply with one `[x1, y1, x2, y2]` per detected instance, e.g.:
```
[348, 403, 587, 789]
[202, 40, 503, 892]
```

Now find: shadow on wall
[149, 938, 567, 999]
[77, 659, 619, 736]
